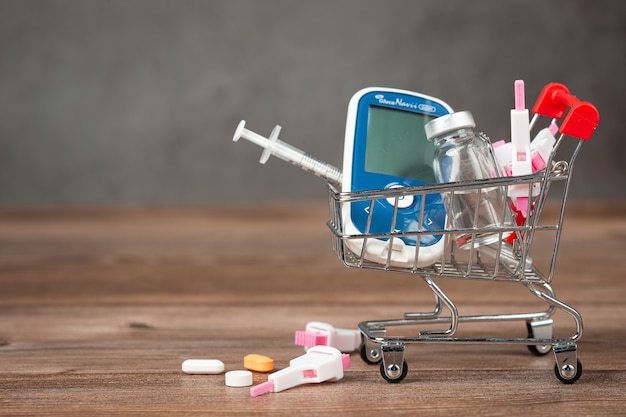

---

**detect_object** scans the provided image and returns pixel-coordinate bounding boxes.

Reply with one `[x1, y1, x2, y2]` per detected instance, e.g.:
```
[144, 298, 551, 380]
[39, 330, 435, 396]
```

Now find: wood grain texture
[1, 202, 625, 416]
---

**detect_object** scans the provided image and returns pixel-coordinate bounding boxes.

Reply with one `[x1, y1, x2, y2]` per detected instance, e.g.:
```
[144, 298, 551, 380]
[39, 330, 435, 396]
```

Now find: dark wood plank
[1, 202, 625, 415]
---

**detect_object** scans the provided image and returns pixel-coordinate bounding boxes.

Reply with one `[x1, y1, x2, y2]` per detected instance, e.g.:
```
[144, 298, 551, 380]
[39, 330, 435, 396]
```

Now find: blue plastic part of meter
[342, 88, 452, 267]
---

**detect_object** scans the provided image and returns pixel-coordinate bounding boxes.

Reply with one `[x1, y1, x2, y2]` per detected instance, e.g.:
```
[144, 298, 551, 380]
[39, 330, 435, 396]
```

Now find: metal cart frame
[326, 133, 586, 384]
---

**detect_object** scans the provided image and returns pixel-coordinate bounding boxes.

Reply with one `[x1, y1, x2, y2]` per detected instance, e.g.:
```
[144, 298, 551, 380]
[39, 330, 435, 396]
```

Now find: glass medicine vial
[425, 111, 513, 249]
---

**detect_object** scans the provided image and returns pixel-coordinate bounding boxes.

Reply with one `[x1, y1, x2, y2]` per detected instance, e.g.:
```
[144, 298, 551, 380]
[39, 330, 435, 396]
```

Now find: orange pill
[244, 354, 274, 373]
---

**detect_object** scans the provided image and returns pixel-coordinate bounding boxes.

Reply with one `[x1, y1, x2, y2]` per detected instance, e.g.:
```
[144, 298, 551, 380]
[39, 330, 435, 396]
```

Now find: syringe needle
[233, 120, 343, 186]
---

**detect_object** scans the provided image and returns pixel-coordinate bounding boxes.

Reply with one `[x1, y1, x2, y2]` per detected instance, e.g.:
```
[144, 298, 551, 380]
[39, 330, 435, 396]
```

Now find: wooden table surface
[1, 202, 625, 416]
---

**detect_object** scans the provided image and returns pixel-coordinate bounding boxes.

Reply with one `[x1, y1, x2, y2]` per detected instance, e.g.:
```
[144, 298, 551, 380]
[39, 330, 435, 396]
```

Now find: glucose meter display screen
[364, 105, 437, 182]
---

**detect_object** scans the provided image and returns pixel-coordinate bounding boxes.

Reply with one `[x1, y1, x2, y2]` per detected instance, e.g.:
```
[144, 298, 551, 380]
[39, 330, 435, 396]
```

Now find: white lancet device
[341, 87, 452, 268]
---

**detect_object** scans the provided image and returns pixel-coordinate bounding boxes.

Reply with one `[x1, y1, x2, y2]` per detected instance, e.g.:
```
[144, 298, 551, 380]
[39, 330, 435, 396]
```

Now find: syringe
[233, 120, 343, 186]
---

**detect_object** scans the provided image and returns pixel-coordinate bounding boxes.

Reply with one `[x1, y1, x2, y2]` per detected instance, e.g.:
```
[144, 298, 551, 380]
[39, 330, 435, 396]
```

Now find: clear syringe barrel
[233, 120, 343, 186]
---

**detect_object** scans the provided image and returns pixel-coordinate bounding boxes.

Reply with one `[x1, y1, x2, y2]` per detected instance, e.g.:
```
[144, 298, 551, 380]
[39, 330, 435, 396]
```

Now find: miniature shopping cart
[326, 94, 599, 384]
[233, 82, 599, 384]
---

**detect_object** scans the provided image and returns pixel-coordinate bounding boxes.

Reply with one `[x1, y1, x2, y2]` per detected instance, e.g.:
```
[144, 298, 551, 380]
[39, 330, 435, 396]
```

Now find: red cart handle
[560, 101, 599, 141]
[532, 82, 599, 140]
[532, 83, 572, 119]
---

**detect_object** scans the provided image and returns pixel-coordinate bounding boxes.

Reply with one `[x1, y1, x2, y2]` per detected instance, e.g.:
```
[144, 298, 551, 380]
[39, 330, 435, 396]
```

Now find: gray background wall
[1, 0, 624, 205]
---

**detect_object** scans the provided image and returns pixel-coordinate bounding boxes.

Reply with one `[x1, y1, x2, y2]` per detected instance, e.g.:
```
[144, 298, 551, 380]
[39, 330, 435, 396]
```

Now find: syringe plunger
[233, 120, 343, 186]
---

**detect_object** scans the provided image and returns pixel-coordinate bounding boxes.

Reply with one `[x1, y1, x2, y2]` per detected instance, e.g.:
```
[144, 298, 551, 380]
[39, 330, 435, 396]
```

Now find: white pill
[182, 359, 225, 375]
[225, 370, 253, 387]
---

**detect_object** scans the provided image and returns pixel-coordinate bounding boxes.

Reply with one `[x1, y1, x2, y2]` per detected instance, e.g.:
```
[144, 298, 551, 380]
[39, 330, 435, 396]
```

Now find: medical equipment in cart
[233, 82, 599, 384]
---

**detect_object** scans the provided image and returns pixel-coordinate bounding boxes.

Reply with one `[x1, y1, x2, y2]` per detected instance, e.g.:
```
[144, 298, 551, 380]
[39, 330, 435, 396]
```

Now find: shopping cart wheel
[379, 343, 407, 383]
[526, 319, 553, 356]
[528, 343, 552, 356]
[380, 360, 408, 383]
[554, 359, 583, 384]
[359, 341, 382, 365]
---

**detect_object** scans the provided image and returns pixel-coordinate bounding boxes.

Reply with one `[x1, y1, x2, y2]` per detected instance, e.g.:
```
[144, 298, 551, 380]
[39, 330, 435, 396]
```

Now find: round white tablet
[181, 359, 225, 375]
[225, 370, 253, 387]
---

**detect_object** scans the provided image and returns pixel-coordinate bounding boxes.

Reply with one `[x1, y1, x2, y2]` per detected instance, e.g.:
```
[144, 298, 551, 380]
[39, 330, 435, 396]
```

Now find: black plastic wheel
[379, 360, 408, 383]
[554, 359, 583, 384]
[359, 342, 382, 365]
[526, 321, 552, 356]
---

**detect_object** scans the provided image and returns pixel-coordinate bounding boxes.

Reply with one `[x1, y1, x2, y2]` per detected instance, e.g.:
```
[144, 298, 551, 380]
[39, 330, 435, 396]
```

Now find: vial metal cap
[425, 111, 476, 140]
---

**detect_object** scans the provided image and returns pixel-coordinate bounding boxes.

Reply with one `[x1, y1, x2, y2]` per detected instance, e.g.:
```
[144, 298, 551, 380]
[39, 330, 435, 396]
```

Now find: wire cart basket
[233, 81, 599, 384]
[327, 118, 595, 384]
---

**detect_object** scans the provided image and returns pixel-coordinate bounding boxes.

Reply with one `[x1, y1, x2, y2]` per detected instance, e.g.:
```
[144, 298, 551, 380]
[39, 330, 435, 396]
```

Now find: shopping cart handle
[532, 82, 600, 140]
[532, 83, 573, 119]
[559, 101, 599, 141]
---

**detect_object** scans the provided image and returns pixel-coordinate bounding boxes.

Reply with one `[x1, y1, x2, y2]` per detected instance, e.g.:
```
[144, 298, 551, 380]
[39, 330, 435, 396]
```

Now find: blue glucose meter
[342, 87, 452, 268]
